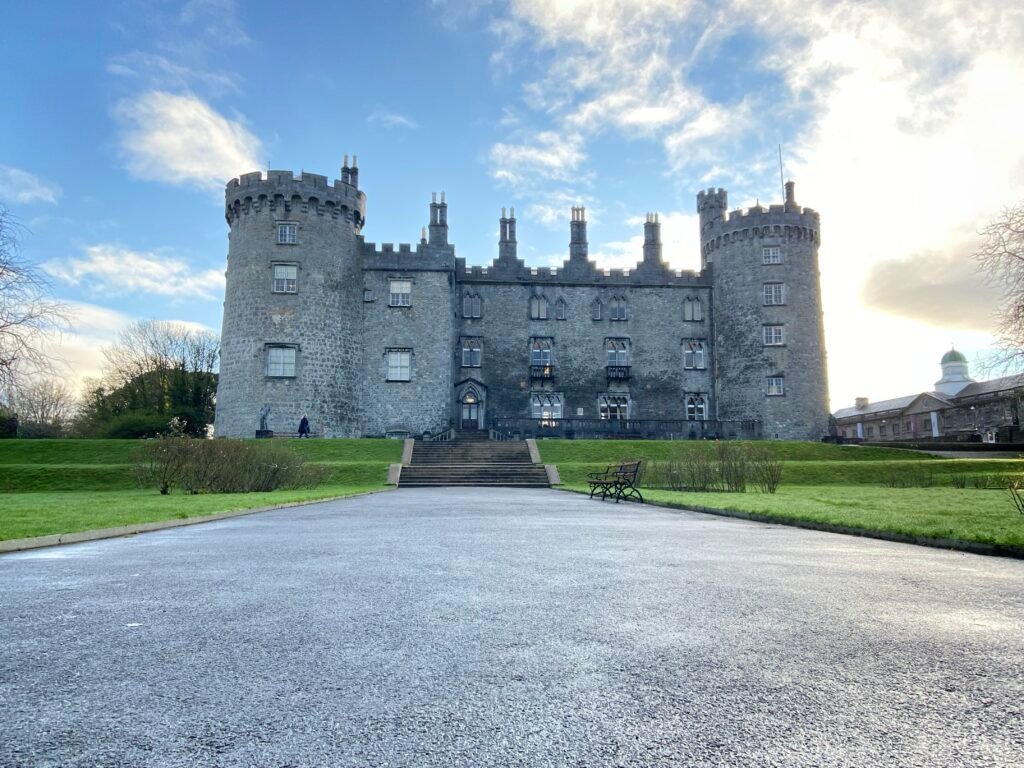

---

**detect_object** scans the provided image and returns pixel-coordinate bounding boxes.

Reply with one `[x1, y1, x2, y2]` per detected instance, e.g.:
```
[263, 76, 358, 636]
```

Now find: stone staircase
[398, 432, 550, 488]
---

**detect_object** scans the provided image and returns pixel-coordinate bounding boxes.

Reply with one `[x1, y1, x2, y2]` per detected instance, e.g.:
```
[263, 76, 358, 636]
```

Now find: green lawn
[562, 485, 1024, 550]
[538, 440, 1024, 487]
[0, 438, 402, 541]
[543, 440, 1024, 550]
[0, 486, 382, 541]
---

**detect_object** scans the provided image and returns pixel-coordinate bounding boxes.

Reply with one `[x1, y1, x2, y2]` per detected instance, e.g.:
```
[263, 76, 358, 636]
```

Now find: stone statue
[259, 405, 271, 432]
[828, 414, 839, 437]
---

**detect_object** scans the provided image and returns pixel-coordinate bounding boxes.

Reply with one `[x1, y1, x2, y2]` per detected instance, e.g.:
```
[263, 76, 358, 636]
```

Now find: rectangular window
[766, 376, 785, 396]
[683, 297, 703, 322]
[683, 341, 706, 370]
[763, 283, 785, 306]
[389, 279, 412, 307]
[461, 338, 482, 367]
[879, 424, 887, 437]
[386, 349, 411, 381]
[272, 264, 297, 293]
[276, 222, 297, 245]
[463, 294, 481, 318]
[865, 425, 875, 437]
[591, 300, 602, 321]
[530, 339, 552, 367]
[266, 346, 296, 377]
[762, 245, 782, 264]
[685, 395, 707, 421]
[606, 339, 628, 366]
[892, 423, 901, 436]
[763, 325, 785, 346]
[531, 393, 563, 421]
[599, 394, 629, 420]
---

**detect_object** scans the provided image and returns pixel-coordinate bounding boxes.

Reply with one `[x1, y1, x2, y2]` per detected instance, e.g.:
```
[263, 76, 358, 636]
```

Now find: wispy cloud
[113, 91, 264, 190]
[0, 165, 61, 205]
[367, 109, 419, 129]
[483, 0, 1024, 406]
[490, 131, 586, 187]
[44, 244, 225, 301]
[107, 51, 241, 95]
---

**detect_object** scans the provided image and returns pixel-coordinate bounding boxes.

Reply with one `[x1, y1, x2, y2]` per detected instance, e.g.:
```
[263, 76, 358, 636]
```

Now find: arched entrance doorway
[460, 387, 483, 430]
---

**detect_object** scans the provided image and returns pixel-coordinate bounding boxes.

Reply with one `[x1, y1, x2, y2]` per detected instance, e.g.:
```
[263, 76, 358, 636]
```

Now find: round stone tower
[701, 181, 830, 440]
[214, 163, 367, 437]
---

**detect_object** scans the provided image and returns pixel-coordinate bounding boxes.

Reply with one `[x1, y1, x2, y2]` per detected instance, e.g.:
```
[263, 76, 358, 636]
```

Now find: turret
[697, 188, 728, 237]
[569, 206, 588, 261]
[428, 191, 448, 247]
[935, 347, 974, 396]
[642, 212, 663, 265]
[498, 206, 517, 262]
[215, 163, 367, 438]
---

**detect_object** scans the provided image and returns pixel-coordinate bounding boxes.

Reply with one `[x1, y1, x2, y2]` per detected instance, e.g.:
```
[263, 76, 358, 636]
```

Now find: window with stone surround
[531, 392, 563, 421]
[591, 298, 602, 321]
[605, 339, 629, 366]
[386, 349, 411, 381]
[766, 376, 785, 396]
[683, 340, 706, 370]
[763, 325, 785, 346]
[461, 338, 482, 368]
[609, 296, 628, 321]
[276, 222, 297, 245]
[683, 297, 703, 322]
[530, 294, 548, 320]
[555, 297, 567, 320]
[686, 395, 707, 421]
[266, 346, 296, 377]
[272, 263, 297, 293]
[763, 283, 786, 306]
[389, 280, 412, 307]
[599, 394, 629, 420]
[463, 294, 482, 318]
[762, 245, 782, 265]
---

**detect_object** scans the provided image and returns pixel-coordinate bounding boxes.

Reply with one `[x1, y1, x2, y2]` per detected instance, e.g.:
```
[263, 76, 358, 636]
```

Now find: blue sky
[3, 0, 1023, 407]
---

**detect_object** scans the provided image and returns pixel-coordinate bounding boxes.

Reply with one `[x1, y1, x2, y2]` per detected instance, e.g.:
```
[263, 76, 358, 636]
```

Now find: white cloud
[44, 244, 224, 301]
[38, 302, 218, 394]
[107, 52, 241, 95]
[488, 0, 1024, 408]
[367, 110, 419, 129]
[0, 165, 61, 205]
[490, 131, 586, 187]
[114, 90, 264, 190]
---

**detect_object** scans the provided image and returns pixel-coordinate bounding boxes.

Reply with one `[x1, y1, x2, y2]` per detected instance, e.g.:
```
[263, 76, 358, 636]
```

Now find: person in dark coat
[298, 414, 311, 438]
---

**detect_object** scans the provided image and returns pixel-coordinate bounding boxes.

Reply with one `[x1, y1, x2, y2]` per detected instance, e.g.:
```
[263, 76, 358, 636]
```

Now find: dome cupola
[935, 346, 974, 396]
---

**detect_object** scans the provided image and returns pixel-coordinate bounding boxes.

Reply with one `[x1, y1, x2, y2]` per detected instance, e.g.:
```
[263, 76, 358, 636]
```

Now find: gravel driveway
[1, 487, 1022, 766]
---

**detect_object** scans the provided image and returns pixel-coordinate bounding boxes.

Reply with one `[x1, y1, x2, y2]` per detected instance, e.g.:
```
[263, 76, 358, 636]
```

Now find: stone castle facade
[214, 159, 830, 440]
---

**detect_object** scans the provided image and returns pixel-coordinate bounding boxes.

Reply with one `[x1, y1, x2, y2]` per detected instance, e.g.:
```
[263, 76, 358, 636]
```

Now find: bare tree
[0, 205, 68, 388]
[975, 203, 1024, 367]
[6, 376, 77, 434]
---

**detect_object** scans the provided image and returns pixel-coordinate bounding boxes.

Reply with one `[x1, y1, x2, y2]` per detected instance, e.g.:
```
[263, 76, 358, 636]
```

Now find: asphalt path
[1, 488, 1022, 767]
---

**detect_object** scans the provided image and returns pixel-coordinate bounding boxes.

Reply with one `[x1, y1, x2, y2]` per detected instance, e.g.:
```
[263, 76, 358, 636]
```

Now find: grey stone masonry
[215, 164, 830, 440]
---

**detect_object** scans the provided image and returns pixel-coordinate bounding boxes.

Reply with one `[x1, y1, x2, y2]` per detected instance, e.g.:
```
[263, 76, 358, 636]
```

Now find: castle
[214, 158, 830, 440]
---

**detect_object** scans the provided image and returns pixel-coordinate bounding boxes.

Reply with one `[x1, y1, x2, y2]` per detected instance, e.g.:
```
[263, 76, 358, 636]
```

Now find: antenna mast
[778, 144, 785, 202]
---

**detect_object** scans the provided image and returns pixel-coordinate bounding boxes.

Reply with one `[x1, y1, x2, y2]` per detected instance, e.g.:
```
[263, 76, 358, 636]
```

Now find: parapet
[224, 169, 367, 228]
[700, 201, 821, 258]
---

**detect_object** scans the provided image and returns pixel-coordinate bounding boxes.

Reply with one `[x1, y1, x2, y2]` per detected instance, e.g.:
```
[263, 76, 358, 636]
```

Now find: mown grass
[538, 440, 1024, 487]
[0, 486, 382, 541]
[0, 439, 402, 492]
[563, 485, 1024, 549]
[0, 438, 402, 541]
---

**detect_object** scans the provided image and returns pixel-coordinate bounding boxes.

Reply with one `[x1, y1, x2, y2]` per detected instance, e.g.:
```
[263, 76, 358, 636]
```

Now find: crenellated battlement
[225, 169, 367, 229]
[696, 181, 821, 256]
[455, 256, 703, 286]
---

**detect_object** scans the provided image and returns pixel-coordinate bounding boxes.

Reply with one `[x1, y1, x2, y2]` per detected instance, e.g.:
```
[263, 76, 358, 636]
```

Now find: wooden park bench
[587, 461, 644, 503]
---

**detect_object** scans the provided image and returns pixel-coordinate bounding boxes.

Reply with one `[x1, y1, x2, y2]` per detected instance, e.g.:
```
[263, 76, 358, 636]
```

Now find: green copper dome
[941, 348, 968, 365]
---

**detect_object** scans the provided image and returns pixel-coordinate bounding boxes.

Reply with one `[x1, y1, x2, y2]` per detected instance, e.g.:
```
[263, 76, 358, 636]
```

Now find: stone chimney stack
[569, 206, 588, 261]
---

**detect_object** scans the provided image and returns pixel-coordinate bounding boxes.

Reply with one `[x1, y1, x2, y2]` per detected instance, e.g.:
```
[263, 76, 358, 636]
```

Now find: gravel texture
[1, 487, 1022, 767]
